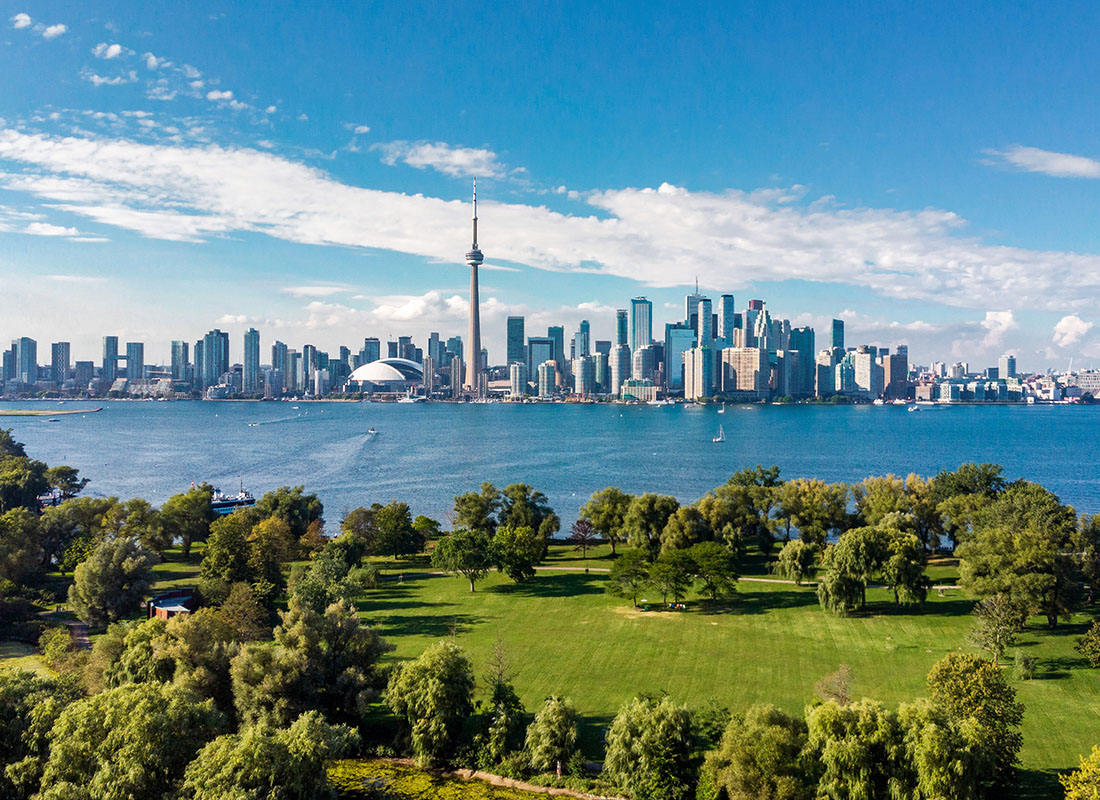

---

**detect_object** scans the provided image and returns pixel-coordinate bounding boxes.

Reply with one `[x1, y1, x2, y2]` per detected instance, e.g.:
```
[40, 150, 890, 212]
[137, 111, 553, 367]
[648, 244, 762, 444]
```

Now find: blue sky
[3, 1, 1100, 369]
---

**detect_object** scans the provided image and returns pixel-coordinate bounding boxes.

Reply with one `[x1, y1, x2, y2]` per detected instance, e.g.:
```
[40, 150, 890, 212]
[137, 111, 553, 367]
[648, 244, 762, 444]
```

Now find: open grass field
[0, 641, 49, 674]
[357, 551, 1100, 793]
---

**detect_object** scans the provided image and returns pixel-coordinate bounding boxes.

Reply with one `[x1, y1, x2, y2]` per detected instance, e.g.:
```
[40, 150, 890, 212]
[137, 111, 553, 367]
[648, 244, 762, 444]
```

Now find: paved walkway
[37, 610, 91, 650]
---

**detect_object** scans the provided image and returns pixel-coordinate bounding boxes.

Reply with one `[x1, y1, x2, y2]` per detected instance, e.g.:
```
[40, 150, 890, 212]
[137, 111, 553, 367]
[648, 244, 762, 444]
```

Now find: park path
[37, 611, 91, 650]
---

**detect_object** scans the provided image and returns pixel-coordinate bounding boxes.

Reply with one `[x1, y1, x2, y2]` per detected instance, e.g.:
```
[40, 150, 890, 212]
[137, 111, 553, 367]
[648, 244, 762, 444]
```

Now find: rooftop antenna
[472, 177, 478, 248]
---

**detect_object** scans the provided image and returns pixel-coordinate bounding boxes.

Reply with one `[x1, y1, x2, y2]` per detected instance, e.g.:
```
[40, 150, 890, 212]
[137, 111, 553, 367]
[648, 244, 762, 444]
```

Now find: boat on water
[210, 483, 256, 516]
[717, 404, 726, 414]
[713, 424, 726, 443]
[908, 405, 919, 412]
[367, 428, 378, 435]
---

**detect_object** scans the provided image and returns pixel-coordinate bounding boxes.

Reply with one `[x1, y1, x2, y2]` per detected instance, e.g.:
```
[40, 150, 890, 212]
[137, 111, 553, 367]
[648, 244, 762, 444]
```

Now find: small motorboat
[367, 428, 378, 435]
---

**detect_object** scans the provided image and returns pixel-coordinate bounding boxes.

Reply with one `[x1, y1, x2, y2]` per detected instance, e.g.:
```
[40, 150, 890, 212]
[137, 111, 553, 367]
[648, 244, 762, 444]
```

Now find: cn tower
[463, 178, 484, 393]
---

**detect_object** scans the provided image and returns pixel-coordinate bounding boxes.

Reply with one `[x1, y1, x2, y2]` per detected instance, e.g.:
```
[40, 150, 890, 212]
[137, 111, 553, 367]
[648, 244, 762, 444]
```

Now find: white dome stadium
[346, 358, 423, 390]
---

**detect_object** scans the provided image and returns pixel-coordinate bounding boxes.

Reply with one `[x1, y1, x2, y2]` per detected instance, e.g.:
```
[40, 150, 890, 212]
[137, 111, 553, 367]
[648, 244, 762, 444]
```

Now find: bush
[1075, 620, 1100, 668]
[1013, 653, 1037, 680]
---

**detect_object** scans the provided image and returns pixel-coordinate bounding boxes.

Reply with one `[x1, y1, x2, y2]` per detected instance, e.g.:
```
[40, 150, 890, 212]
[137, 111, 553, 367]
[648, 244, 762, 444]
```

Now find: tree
[772, 539, 818, 585]
[623, 494, 680, 558]
[340, 506, 380, 557]
[37, 683, 225, 800]
[814, 664, 853, 706]
[253, 485, 324, 540]
[480, 640, 525, 767]
[198, 509, 257, 602]
[44, 465, 89, 499]
[0, 428, 27, 458]
[816, 526, 888, 615]
[374, 501, 426, 559]
[958, 481, 1079, 628]
[898, 697, 996, 800]
[1062, 745, 1100, 800]
[298, 518, 327, 556]
[37, 496, 115, 574]
[568, 518, 599, 563]
[525, 695, 578, 776]
[881, 524, 930, 605]
[101, 618, 175, 687]
[580, 487, 634, 555]
[246, 516, 296, 601]
[289, 541, 377, 613]
[606, 549, 651, 607]
[413, 514, 442, 541]
[218, 581, 270, 641]
[660, 505, 712, 551]
[1075, 620, 1100, 668]
[775, 478, 849, 547]
[453, 482, 502, 533]
[431, 528, 495, 591]
[0, 452, 48, 514]
[648, 549, 693, 604]
[804, 698, 909, 800]
[0, 508, 43, 586]
[1075, 513, 1100, 605]
[932, 462, 1006, 503]
[0, 669, 81, 800]
[689, 541, 738, 601]
[926, 652, 1024, 788]
[68, 535, 159, 626]
[177, 711, 358, 800]
[385, 640, 475, 766]
[492, 524, 545, 583]
[699, 703, 811, 800]
[604, 695, 694, 800]
[156, 608, 243, 715]
[969, 593, 1025, 665]
[103, 498, 170, 555]
[500, 483, 560, 539]
[161, 485, 215, 560]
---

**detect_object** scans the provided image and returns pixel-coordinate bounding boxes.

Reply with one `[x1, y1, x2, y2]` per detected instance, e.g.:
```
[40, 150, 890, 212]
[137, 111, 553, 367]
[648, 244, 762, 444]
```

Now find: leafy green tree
[374, 501, 426, 559]
[38, 496, 115, 574]
[926, 652, 1024, 788]
[0, 508, 43, 586]
[569, 518, 599, 562]
[177, 711, 358, 800]
[852, 474, 909, 526]
[37, 683, 225, 800]
[958, 481, 1079, 628]
[623, 494, 680, 558]
[1075, 621, 1100, 668]
[699, 703, 811, 800]
[413, 514, 442, 540]
[1074, 513, 1100, 605]
[0, 429, 27, 458]
[969, 593, 1025, 665]
[881, 523, 930, 605]
[580, 487, 634, 555]
[689, 541, 738, 601]
[156, 607, 243, 715]
[218, 581, 270, 641]
[68, 535, 159, 626]
[479, 640, 526, 767]
[775, 478, 849, 547]
[648, 549, 694, 604]
[253, 485, 324, 540]
[431, 528, 495, 591]
[102, 618, 175, 687]
[606, 548, 651, 607]
[898, 697, 996, 800]
[340, 506, 380, 557]
[816, 526, 888, 615]
[385, 640, 475, 766]
[0, 452, 48, 514]
[38, 626, 78, 672]
[453, 482, 502, 533]
[805, 698, 909, 800]
[198, 509, 257, 602]
[0, 669, 81, 800]
[500, 483, 560, 539]
[932, 462, 1006, 504]
[525, 695, 578, 776]
[103, 498, 170, 555]
[604, 695, 694, 800]
[492, 524, 545, 582]
[660, 505, 712, 551]
[246, 516, 296, 601]
[44, 465, 89, 499]
[289, 542, 377, 612]
[1061, 745, 1100, 800]
[232, 597, 392, 727]
[161, 485, 216, 560]
[773, 539, 818, 585]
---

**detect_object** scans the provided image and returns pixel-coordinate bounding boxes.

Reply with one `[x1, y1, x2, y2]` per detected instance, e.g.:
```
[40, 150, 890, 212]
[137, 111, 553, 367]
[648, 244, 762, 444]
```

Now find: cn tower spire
[464, 178, 484, 395]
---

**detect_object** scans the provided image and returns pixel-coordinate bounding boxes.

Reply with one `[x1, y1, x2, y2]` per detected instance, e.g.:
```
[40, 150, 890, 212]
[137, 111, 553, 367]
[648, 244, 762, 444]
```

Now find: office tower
[537, 361, 556, 398]
[504, 316, 525, 365]
[509, 362, 528, 397]
[720, 347, 767, 396]
[571, 321, 590, 359]
[684, 347, 714, 401]
[545, 326, 565, 372]
[395, 336, 414, 362]
[243, 328, 260, 394]
[264, 369, 283, 398]
[445, 336, 463, 362]
[289, 350, 302, 392]
[741, 306, 759, 348]
[270, 341, 287, 386]
[313, 369, 330, 397]
[615, 309, 629, 346]
[172, 341, 190, 381]
[883, 351, 909, 400]
[685, 287, 705, 331]
[593, 352, 608, 392]
[387, 340, 398, 359]
[853, 348, 884, 399]
[422, 355, 436, 394]
[815, 350, 836, 396]
[449, 357, 464, 396]
[663, 323, 695, 393]
[632, 344, 656, 381]
[427, 332, 442, 365]
[572, 355, 596, 396]
[1, 347, 12, 382]
[361, 337, 381, 365]
[50, 342, 70, 383]
[464, 180, 484, 392]
[787, 326, 815, 397]
[609, 344, 631, 395]
[200, 329, 229, 389]
[74, 361, 94, 388]
[13, 337, 36, 385]
[999, 353, 1017, 379]
[630, 297, 653, 352]
[696, 298, 713, 346]
[896, 344, 909, 360]
[103, 335, 119, 382]
[831, 319, 845, 350]
[125, 342, 144, 380]
[717, 294, 735, 344]
[526, 336, 554, 381]
[594, 340, 611, 358]
[303, 345, 318, 385]
[333, 346, 351, 384]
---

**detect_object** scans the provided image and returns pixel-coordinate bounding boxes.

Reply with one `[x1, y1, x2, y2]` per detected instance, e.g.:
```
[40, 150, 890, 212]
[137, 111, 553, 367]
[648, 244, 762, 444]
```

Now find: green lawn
[356, 558, 1100, 790]
[0, 641, 49, 675]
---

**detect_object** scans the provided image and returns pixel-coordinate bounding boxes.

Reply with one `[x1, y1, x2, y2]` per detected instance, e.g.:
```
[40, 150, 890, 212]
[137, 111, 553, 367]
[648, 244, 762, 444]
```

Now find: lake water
[3, 400, 1100, 524]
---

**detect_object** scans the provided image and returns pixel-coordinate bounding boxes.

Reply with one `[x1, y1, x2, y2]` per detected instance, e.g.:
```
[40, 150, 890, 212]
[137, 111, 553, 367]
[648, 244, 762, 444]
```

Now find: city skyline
[5, 3, 1100, 369]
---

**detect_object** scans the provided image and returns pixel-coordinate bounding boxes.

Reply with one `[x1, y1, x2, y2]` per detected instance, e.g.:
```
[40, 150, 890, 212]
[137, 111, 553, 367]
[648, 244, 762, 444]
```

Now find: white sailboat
[712, 424, 725, 443]
[717, 404, 726, 414]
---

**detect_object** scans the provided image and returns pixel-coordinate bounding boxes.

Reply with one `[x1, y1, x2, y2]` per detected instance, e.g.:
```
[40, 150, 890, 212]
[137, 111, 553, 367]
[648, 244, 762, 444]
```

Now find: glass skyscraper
[629, 297, 652, 353]
[506, 316, 525, 364]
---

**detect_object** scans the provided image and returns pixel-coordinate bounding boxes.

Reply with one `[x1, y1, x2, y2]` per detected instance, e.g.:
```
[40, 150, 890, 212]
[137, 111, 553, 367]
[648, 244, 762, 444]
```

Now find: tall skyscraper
[720, 347, 768, 397]
[125, 342, 144, 380]
[831, 318, 845, 350]
[103, 335, 119, 382]
[999, 353, 1017, 379]
[361, 337, 381, 364]
[696, 297, 713, 346]
[527, 336, 554, 379]
[243, 328, 260, 394]
[427, 332, 442, 365]
[684, 346, 714, 401]
[14, 337, 36, 385]
[172, 341, 190, 381]
[630, 297, 652, 352]
[464, 179, 484, 392]
[717, 294, 735, 344]
[506, 316, 525, 364]
[685, 287, 705, 332]
[200, 329, 229, 389]
[787, 326, 815, 397]
[664, 323, 695, 393]
[50, 342, 70, 383]
[609, 344, 631, 395]
[547, 326, 565, 371]
[537, 361, 556, 398]
[572, 320, 590, 359]
[615, 309, 629, 346]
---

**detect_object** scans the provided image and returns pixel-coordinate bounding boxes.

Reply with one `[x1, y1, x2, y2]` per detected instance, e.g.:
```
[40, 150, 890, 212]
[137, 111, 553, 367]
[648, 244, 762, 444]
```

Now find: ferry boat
[210, 484, 256, 516]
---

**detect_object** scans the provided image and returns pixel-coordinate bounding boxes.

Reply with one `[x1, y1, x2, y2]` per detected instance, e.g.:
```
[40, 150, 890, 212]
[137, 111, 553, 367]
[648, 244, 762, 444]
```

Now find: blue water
[3, 400, 1100, 523]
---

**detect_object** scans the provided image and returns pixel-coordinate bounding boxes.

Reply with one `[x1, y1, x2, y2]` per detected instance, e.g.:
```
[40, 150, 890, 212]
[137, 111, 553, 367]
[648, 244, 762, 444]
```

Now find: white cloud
[83, 70, 138, 87]
[987, 145, 1100, 179]
[281, 285, 350, 298]
[93, 42, 123, 59]
[1053, 314, 1093, 347]
[41, 23, 66, 38]
[6, 129, 1100, 314]
[980, 310, 1016, 349]
[23, 222, 79, 236]
[374, 140, 505, 178]
[144, 52, 168, 69]
[265, 105, 277, 114]
[44, 273, 107, 282]
[10, 12, 31, 29]
[206, 90, 234, 101]
[353, 124, 370, 134]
